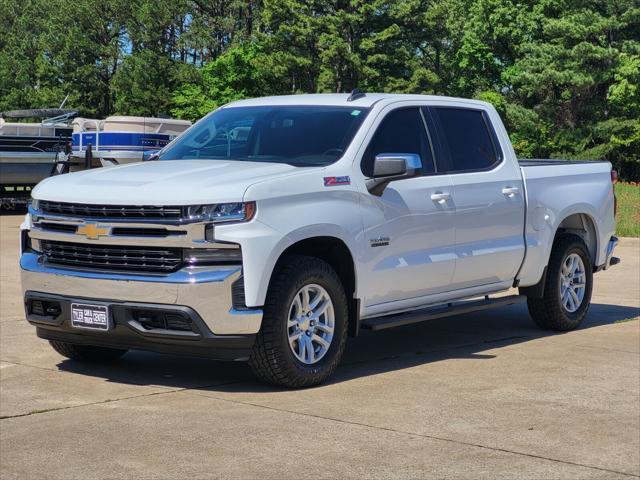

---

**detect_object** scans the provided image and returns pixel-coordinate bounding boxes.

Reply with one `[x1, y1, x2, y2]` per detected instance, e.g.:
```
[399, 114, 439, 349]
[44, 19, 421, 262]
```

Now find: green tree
[503, 0, 640, 172]
[0, 0, 126, 115]
[1, 0, 638, 179]
[171, 43, 272, 120]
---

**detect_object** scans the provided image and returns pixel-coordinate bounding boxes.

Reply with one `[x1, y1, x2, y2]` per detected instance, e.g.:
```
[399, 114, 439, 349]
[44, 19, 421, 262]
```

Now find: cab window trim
[418, 108, 439, 174]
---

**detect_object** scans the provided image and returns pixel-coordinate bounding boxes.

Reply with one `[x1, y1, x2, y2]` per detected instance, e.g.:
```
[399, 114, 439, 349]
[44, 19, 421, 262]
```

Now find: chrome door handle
[430, 192, 451, 204]
[502, 186, 520, 197]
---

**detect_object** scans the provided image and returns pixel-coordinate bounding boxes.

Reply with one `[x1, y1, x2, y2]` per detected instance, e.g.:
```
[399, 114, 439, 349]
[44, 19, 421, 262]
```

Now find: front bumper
[20, 253, 263, 359]
[25, 292, 255, 360]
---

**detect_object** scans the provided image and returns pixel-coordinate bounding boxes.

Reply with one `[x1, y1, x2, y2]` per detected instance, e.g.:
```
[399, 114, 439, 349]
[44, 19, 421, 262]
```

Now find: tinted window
[431, 108, 500, 172]
[160, 106, 369, 167]
[362, 108, 434, 177]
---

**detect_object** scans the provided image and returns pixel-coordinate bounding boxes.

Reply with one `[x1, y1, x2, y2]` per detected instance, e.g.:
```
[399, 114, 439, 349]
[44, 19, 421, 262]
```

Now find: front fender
[213, 218, 291, 308]
[222, 168, 364, 307]
[255, 223, 359, 307]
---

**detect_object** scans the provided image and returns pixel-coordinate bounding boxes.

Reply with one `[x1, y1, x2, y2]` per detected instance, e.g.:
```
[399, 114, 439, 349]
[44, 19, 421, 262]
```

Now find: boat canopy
[73, 116, 191, 136]
[0, 118, 69, 137]
[1, 108, 77, 120]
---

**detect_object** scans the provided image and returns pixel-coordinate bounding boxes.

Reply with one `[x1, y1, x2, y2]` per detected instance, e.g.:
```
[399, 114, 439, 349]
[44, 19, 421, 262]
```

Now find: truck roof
[223, 93, 490, 109]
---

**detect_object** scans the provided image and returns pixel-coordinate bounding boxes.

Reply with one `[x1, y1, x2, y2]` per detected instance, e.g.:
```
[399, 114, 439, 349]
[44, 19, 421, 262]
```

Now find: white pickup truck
[20, 93, 619, 387]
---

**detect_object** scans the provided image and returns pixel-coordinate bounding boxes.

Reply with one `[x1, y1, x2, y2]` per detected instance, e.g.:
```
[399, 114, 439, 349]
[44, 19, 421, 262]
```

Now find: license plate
[71, 303, 110, 331]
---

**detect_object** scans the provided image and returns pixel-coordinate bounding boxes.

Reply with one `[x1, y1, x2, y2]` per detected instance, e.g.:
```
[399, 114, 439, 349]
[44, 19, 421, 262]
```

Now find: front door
[358, 106, 456, 316]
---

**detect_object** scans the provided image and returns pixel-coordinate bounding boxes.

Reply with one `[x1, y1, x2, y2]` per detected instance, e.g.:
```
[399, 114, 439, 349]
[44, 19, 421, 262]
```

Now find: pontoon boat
[71, 116, 191, 167]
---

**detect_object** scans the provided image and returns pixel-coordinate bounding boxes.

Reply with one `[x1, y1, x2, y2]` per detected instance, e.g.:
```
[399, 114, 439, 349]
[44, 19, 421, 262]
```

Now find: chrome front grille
[39, 201, 183, 219]
[41, 240, 182, 273]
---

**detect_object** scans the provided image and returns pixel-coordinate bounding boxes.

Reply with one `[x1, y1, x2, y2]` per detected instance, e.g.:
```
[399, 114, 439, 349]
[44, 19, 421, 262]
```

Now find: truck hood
[32, 160, 300, 205]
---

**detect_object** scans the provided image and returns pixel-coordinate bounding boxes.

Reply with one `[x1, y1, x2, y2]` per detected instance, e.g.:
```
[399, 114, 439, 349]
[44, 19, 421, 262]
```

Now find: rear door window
[430, 107, 501, 173]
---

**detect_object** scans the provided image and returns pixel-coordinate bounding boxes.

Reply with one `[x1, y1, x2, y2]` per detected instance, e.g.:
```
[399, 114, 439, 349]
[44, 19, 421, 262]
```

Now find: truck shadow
[55, 302, 639, 390]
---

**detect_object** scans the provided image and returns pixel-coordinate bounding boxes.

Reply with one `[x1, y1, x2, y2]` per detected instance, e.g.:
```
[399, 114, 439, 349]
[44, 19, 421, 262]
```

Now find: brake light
[611, 169, 618, 184]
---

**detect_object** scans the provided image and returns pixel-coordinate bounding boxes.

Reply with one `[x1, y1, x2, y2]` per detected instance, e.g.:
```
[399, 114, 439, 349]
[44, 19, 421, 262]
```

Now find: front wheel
[527, 234, 593, 331]
[249, 255, 348, 388]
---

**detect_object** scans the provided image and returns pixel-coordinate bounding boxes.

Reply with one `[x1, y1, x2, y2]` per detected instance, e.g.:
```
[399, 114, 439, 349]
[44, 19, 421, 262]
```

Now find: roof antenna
[347, 88, 366, 102]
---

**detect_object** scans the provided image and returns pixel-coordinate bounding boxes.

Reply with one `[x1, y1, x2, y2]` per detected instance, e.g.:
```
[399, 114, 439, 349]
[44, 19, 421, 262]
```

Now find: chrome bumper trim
[595, 235, 620, 272]
[604, 235, 619, 270]
[20, 252, 263, 335]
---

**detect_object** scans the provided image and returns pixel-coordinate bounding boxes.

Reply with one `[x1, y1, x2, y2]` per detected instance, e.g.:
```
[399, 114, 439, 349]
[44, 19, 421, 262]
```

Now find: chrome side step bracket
[360, 295, 525, 331]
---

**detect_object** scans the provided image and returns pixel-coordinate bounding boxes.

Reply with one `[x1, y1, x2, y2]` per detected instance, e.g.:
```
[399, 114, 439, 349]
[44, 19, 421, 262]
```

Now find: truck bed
[515, 156, 615, 288]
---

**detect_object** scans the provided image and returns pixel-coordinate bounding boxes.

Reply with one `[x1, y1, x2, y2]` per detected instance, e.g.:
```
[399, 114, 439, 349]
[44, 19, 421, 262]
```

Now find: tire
[49, 340, 128, 362]
[527, 234, 593, 331]
[249, 255, 349, 388]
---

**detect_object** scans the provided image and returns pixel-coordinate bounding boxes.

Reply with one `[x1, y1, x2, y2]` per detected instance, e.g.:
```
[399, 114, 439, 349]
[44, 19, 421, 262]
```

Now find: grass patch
[615, 182, 639, 237]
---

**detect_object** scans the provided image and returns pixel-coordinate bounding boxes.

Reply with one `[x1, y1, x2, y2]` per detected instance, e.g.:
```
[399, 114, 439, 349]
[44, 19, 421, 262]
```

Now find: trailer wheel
[49, 341, 128, 362]
[527, 234, 593, 331]
[249, 255, 348, 388]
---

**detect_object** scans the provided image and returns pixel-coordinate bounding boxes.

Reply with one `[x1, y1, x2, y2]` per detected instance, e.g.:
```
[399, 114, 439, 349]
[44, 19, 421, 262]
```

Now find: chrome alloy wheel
[560, 253, 586, 313]
[287, 284, 335, 365]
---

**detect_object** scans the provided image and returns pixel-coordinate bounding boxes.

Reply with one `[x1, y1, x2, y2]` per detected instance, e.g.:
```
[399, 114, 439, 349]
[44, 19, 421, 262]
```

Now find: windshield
[159, 105, 369, 166]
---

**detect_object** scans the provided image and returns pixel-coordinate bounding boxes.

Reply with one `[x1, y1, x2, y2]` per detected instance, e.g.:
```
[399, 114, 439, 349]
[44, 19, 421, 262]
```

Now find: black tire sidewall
[547, 237, 593, 327]
[250, 255, 349, 387]
[271, 262, 348, 378]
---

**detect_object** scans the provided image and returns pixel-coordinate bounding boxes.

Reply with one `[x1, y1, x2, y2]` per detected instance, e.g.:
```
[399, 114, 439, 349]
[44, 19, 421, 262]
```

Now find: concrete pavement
[1, 212, 638, 479]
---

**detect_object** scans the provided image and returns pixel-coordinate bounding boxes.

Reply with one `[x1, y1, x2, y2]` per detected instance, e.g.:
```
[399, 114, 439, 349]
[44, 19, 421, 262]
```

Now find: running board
[360, 295, 525, 331]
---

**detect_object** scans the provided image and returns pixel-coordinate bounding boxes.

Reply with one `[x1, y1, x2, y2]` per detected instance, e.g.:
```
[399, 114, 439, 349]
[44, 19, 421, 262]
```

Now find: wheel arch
[520, 212, 599, 299]
[555, 212, 598, 266]
[269, 235, 360, 337]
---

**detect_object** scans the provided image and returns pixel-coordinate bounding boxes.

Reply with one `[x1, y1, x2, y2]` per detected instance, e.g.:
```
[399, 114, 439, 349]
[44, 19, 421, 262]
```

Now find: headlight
[31, 198, 39, 211]
[186, 202, 256, 223]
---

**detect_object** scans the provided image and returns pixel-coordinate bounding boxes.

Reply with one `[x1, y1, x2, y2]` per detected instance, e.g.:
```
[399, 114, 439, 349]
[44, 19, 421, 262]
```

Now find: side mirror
[367, 153, 422, 196]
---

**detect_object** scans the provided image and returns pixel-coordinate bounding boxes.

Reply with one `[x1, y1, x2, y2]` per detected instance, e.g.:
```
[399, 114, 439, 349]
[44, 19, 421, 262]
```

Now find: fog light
[45, 303, 61, 316]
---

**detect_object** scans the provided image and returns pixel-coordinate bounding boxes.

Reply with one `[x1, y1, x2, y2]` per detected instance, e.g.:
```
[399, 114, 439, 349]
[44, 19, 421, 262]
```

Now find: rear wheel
[527, 234, 593, 331]
[49, 341, 128, 362]
[249, 255, 348, 388]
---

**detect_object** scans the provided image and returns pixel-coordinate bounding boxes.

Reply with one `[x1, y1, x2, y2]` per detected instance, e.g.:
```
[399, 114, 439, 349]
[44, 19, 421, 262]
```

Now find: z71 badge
[324, 176, 351, 187]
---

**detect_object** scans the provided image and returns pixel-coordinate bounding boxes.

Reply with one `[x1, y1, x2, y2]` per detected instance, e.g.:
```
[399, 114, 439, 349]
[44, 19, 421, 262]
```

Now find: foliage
[1, 0, 638, 179]
[172, 43, 273, 120]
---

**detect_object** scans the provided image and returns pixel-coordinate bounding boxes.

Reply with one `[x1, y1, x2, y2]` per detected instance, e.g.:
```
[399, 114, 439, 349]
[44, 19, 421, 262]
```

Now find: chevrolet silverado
[20, 93, 619, 387]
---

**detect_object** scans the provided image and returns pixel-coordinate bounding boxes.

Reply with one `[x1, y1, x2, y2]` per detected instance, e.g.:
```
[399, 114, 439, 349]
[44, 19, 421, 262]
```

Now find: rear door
[426, 105, 525, 289]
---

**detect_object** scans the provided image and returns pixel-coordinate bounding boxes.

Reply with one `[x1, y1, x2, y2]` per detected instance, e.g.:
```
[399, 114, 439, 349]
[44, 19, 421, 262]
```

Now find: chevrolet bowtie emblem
[76, 223, 110, 240]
